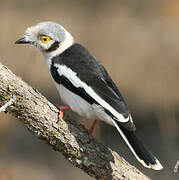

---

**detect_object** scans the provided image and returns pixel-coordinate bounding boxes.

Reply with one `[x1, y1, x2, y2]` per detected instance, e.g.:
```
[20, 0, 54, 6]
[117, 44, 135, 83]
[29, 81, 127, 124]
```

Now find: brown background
[0, 0, 179, 179]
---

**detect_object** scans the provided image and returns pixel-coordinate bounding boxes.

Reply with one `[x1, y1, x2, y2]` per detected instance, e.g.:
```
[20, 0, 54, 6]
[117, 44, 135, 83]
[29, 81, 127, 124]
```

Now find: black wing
[51, 43, 135, 131]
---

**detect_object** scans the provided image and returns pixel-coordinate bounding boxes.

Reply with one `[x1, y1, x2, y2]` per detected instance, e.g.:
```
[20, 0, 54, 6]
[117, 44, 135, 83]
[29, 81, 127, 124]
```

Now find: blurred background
[0, 0, 179, 179]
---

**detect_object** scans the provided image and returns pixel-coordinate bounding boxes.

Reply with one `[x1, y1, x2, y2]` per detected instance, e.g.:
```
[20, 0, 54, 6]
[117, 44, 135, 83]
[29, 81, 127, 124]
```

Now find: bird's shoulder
[51, 43, 116, 88]
[52, 43, 105, 78]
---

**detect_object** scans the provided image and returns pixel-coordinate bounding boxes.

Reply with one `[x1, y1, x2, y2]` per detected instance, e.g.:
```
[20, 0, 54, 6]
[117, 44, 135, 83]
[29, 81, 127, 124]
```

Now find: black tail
[112, 121, 163, 170]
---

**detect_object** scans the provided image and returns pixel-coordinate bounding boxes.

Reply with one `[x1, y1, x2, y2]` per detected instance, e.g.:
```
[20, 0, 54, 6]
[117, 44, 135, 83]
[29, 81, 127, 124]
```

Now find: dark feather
[118, 123, 158, 167]
[51, 43, 135, 131]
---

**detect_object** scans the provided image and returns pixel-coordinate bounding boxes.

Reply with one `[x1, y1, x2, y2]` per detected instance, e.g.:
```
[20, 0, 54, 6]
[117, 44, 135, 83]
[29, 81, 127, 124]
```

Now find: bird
[15, 21, 163, 170]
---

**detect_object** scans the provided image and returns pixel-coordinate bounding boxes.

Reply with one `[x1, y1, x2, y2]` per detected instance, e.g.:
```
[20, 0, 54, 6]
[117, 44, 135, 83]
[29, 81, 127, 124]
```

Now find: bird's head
[15, 21, 74, 56]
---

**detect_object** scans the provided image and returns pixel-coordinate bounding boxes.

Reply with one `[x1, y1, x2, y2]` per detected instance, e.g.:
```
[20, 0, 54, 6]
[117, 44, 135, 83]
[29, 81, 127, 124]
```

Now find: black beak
[15, 37, 30, 44]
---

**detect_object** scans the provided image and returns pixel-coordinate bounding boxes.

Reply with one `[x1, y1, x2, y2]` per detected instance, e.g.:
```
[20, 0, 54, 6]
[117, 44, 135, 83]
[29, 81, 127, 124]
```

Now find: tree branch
[0, 62, 150, 180]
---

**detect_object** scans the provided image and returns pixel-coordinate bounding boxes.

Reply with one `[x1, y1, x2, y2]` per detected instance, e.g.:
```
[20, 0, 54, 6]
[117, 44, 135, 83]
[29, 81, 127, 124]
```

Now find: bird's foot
[82, 120, 98, 139]
[57, 105, 70, 119]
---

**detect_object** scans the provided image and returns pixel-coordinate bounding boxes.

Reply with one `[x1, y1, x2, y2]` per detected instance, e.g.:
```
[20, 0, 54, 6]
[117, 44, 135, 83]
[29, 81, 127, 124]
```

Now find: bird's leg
[57, 105, 70, 119]
[57, 105, 98, 138]
[88, 120, 98, 139]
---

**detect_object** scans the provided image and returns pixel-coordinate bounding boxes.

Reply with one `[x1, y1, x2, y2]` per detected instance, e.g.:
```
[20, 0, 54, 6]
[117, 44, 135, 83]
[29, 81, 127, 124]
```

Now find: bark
[0, 62, 150, 180]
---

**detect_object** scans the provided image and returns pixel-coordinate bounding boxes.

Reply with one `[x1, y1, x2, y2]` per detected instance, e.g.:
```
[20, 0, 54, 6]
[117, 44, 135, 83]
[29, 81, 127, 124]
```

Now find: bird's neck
[43, 30, 74, 71]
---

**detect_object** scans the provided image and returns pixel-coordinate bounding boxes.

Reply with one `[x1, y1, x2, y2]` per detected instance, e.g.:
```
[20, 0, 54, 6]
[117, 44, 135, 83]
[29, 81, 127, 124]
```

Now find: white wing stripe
[55, 64, 129, 123]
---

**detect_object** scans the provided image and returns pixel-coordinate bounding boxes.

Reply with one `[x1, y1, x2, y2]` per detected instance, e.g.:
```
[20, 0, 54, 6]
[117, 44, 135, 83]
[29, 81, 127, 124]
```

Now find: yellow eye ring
[40, 36, 51, 43]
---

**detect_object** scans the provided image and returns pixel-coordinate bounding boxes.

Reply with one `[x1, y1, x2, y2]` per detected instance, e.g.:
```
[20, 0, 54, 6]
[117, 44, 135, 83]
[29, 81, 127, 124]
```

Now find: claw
[59, 110, 64, 119]
[57, 105, 70, 119]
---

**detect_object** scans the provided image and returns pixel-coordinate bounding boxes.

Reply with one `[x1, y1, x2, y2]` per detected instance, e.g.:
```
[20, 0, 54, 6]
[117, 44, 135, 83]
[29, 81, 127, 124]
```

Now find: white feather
[54, 82, 116, 126]
[111, 120, 163, 170]
[55, 83, 96, 119]
[54, 64, 129, 123]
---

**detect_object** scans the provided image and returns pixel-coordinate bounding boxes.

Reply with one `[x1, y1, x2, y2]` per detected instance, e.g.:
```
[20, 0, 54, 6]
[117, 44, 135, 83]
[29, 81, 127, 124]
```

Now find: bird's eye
[40, 36, 51, 43]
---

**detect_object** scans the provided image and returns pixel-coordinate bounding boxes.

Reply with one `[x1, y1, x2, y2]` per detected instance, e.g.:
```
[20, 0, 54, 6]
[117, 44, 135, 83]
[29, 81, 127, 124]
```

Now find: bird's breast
[55, 83, 97, 120]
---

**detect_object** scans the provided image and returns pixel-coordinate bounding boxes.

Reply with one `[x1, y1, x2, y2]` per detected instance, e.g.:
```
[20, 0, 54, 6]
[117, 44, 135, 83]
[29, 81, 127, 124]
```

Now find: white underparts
[55, 82, 115, 126]
[55, 83, 97, 119]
